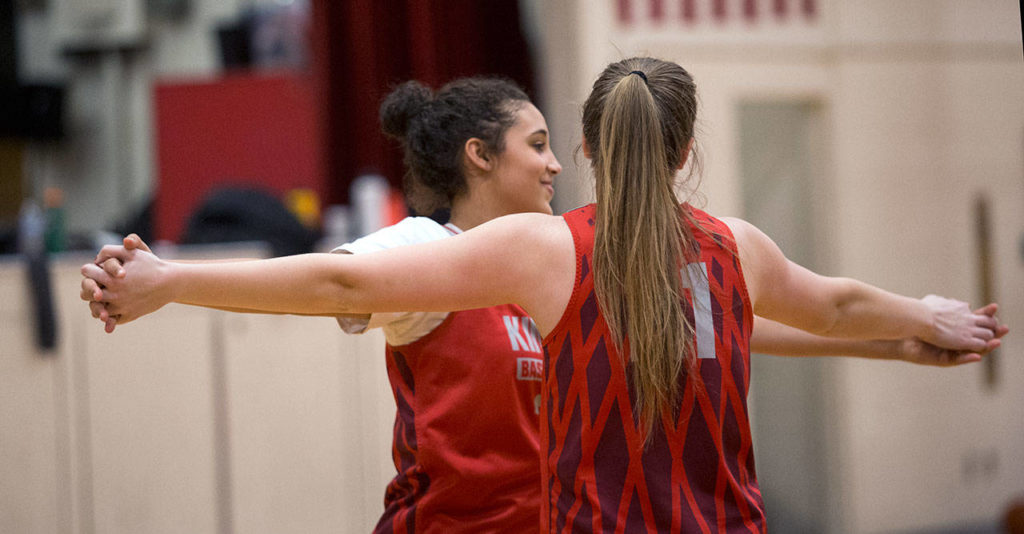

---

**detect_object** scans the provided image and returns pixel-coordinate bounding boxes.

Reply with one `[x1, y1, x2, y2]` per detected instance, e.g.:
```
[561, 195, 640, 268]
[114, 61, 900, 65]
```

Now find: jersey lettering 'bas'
[378, 304, 544, 534]
[541, 204, 765, 534]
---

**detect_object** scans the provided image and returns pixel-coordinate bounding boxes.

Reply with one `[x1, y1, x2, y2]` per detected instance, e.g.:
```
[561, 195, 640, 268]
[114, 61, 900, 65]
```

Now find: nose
[548, 154, 562, 176]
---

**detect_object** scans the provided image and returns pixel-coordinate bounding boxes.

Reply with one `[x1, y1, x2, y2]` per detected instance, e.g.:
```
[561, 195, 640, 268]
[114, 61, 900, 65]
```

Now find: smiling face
[487, 103, 562, 216]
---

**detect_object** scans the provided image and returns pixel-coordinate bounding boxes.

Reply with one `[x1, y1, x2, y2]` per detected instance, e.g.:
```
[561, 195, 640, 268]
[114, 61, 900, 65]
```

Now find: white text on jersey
[502, 315, 542, 353]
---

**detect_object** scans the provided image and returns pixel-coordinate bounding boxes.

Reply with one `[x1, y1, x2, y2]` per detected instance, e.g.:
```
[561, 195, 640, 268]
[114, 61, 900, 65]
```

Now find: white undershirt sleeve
[329, 217, 455, 345]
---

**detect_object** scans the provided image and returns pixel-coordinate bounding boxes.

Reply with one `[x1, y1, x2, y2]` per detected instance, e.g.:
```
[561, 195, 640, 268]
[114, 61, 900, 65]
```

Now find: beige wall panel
[832, 59, 1023, 533]
[836, 0, 1021, 45]
[346, 329, 399, 520]
[0, 261, 62, 534]
[83, 303, 219, 534]
[0, 250, 399, 534]
[538, 0, 625, 214]
[831, 63, 969, 289]
[673, 60, 831, 220]
[56, 261, 97, 534]
[222, 313, 394, 533]
[222, 313, 349, 533]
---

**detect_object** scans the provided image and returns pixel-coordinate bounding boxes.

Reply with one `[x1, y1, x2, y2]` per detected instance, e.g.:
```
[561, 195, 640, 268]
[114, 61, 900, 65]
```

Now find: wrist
[894, 338, 914, 362]
[861, 339, 903, 360]
[914, 297, 938, 343]
[162, 260, 185, 304]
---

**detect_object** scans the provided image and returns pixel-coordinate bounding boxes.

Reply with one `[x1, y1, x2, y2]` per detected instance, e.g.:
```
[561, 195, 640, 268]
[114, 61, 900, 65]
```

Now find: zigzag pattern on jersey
[375, 346, 428, 534]
[541, 205, 765, 534]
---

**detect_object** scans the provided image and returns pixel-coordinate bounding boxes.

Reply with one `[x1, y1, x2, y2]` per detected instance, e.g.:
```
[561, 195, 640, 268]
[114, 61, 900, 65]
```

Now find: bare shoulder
[469, 212, 573, 333]
[719, 216, 760, 246]
[718, 216, 779, 261]
[469, 212, 572, 255]
[716, 216, 789, 308]
[476, 212, 569, 235]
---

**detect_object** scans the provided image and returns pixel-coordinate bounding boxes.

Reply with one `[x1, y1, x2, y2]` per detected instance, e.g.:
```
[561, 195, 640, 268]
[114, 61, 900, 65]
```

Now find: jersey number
[686, 262, 716, 360]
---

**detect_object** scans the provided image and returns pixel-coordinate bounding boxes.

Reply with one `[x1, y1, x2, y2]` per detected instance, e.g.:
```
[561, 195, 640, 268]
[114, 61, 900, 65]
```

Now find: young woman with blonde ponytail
[82, 57, 1005, 532]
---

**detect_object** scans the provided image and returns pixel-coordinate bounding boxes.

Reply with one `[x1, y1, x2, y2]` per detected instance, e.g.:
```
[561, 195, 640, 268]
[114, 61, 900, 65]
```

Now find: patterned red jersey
[541, 204, 765, 533]
[377, 304, 544, 534]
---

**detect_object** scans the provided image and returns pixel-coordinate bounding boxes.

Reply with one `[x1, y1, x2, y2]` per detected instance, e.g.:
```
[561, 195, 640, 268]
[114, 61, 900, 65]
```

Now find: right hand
[921, 295, 1001, 353]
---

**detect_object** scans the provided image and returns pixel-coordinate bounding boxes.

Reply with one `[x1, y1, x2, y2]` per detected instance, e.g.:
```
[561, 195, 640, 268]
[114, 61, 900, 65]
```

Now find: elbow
[815, 277, 860, 337]
[814, 314, 842, 338]
[324, 278, 360, 315]
[312, 254, 362, 315]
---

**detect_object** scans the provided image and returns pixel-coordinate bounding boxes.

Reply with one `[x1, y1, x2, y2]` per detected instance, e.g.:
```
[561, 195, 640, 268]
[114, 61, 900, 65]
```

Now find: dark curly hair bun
[380, 81, 433, 140]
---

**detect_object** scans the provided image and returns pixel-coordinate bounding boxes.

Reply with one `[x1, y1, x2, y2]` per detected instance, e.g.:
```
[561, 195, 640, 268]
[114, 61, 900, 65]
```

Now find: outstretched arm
[724, 217, 999, 353]
[751, 307, 1007, 367]
[81, 213, 574, 333]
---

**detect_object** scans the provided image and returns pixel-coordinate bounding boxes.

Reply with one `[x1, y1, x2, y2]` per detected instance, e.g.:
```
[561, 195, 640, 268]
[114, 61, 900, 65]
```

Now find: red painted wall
[153, 73, 325, 242]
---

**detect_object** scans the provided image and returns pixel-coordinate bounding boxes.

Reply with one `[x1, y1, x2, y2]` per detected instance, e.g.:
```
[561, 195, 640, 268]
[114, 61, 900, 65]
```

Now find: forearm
[169, 254, 352, 315]
[731, 217, 990, 353]
[812, 277, 933, 341]
[169, 257, 259, 264]
[751, 315, 901, 359]
[194, 304, 329, 316]
[169, 259, 269, 313]
[119, 258, 321, 315]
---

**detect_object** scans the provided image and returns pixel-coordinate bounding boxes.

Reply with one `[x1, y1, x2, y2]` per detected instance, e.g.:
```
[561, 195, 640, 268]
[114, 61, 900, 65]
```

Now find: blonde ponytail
[583, 58, 700, 438]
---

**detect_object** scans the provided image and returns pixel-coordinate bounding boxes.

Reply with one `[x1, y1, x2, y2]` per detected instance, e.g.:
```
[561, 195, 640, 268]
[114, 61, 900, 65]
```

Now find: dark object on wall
[0, 83, 66, 140]
[0, 134, 24, 222]
[973, 194, 998, 389]
[1, 0, 14, 85]
[18, 201, 57, 351]
[112, 197, 155, 246]
[0, 224, 14, 254]
[216, 19, 251, 70]
[24, 251, 57, 351]
[148, 0, 192, 20]
[182, 186, 319, 257]
[1007, 496, 1024, 534]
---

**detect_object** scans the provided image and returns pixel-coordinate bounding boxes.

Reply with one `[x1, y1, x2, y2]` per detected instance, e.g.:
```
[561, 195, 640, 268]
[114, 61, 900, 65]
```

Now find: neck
[447, 187, 508, 231]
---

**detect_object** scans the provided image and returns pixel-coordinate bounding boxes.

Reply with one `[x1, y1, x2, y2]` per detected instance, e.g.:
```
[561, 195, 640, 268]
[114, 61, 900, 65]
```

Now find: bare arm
[752, 315, 900, 358]
[83, 214, 574, 334]
[724, 217, 998, 352]
[751, 310, 1007, 366]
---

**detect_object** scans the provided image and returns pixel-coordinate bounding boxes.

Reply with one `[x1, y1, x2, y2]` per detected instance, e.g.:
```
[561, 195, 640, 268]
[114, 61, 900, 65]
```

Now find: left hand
[920, 295, 1000, 352]
[81, 234, 154, 333]
[900, 303, 1008, 366]
[81, 243, 175, 332]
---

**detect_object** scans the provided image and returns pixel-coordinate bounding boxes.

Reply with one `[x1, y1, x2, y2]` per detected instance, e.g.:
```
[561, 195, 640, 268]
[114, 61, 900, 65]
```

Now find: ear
[581, 135, 592, 159]
[464, 138, 494, 172]
[677, 137, 696, 170]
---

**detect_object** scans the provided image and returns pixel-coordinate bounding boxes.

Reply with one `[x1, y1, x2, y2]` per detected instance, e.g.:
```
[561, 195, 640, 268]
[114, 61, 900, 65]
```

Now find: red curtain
[312, 0, 536, 207]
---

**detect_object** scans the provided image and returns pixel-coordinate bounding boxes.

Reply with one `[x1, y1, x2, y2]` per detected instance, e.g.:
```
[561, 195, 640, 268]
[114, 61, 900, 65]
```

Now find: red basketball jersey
[376, 304, 545, 534]
[541, 204, 765, 533]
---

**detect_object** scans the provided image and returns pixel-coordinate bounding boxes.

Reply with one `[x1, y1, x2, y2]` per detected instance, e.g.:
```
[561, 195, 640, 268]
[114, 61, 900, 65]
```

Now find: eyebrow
[530, 129, 549, 137]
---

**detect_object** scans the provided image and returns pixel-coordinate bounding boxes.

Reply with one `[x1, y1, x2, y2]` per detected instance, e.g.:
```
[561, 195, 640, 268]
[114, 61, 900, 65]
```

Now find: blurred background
[1, 0, 1021, 532]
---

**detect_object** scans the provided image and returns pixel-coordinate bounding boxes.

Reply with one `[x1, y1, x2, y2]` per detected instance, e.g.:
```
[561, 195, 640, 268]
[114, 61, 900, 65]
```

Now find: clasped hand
[80, 234, 172, 333]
